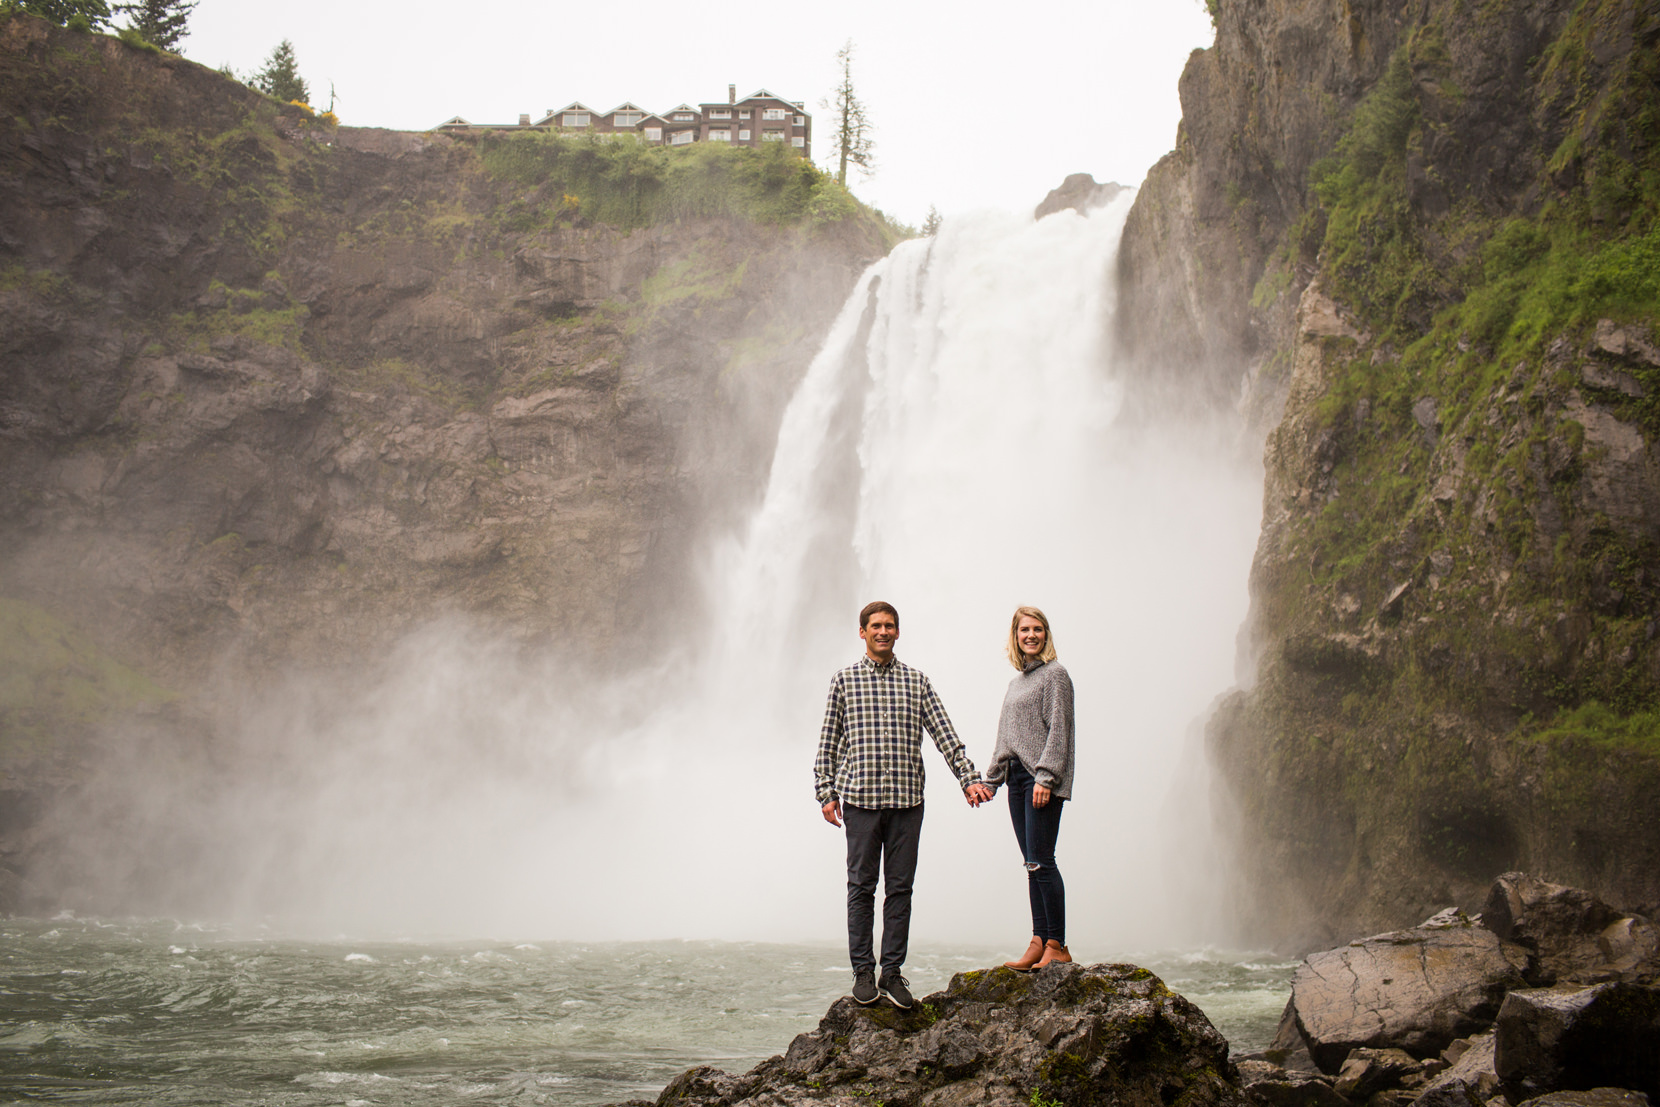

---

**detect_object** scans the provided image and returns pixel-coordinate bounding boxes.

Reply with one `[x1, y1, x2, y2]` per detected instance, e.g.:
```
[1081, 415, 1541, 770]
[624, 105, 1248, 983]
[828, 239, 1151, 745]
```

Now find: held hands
[965, 783, 994, 807]
[822, 799, 843, 827]
[1032, 784, 1051, 809]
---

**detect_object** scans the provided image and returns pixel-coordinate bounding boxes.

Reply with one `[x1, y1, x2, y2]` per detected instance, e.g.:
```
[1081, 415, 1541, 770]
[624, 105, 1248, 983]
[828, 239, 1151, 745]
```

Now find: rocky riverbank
[631, 874, 1658, 1107]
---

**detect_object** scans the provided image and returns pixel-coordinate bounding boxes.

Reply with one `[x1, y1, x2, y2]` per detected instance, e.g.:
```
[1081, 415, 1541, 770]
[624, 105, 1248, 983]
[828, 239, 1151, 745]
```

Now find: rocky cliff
[1119, 0, 1660, 947]
[0, 16, 886, 824]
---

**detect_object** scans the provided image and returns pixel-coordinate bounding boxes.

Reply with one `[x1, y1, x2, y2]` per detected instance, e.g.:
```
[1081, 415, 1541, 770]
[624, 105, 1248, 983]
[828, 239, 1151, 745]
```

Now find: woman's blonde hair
[1006, 605, 1058, 669]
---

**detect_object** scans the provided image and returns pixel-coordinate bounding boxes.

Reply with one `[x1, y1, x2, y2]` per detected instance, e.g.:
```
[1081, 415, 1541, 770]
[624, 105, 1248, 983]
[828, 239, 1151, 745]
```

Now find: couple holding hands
[813, 601, 1075, 1009]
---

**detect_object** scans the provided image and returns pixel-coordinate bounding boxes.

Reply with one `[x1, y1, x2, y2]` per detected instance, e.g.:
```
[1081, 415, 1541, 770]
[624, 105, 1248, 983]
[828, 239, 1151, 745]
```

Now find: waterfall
[49, 197, 1264, 951]
[679, 194, 1265, 949]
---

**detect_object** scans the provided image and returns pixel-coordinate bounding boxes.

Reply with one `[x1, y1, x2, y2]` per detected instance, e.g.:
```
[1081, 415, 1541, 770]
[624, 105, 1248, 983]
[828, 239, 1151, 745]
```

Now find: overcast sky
[179, 0, 1214, 226]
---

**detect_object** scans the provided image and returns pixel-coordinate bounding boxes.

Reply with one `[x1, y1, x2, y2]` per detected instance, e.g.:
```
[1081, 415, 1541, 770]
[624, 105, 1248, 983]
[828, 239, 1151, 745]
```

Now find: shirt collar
[860, 654, 897, 672]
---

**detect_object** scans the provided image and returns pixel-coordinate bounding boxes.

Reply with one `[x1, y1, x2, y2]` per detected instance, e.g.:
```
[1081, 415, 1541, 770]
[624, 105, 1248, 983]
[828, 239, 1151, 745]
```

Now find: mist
[40, 196, 1264, 952]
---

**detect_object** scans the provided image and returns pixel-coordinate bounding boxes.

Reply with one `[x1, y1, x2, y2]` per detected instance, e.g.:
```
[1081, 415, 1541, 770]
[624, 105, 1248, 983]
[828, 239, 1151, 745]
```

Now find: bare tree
[825, 39, 874, 185]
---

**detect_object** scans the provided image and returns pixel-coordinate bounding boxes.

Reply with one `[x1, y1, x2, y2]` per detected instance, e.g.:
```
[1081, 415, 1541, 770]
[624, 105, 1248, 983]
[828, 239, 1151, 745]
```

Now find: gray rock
[1276, 910, 1529, 1073]
[651, 963, 1246, 1107]
[1412, 1032, 1501, 1107]
[1517, 1092, 1651, 1107]
[1494, 984, 1660, 1101]
[1033, 173, 1128, 220]
[1237, 1060, 1349, 1107]
[1483, 874, 1660, 986]
[1335, 1047, 1423, 1098]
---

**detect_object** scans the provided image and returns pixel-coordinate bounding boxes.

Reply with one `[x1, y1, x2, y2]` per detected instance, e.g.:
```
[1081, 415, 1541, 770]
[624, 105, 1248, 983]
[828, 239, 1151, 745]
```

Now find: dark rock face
[648, 963, 1246, 1107]
[1494, 984, 1660, 1102]
[1119, 0, 1660, 944]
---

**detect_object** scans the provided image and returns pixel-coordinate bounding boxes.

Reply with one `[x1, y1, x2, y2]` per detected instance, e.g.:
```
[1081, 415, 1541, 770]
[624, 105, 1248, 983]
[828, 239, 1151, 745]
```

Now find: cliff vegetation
[1121, 0, 1660, 947]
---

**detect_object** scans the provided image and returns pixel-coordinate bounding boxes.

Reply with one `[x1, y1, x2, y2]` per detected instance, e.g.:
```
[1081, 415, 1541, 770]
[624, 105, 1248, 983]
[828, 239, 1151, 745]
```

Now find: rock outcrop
[1254, 876, 1660, 1107]
[640, 963, 1245, 1107]
[1118, 0, 1660, 942]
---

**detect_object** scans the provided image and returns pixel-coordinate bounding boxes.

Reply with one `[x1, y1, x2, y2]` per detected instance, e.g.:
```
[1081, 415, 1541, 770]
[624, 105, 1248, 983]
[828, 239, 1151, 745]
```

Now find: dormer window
[674, 112, 696, 121]
[563, 112, 589, 127]
[613, 111, 643, 127]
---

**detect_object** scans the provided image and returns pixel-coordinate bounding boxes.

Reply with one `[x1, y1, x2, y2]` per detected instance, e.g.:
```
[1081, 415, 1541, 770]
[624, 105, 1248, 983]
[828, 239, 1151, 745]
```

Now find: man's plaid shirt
[814, 655, 982, 809]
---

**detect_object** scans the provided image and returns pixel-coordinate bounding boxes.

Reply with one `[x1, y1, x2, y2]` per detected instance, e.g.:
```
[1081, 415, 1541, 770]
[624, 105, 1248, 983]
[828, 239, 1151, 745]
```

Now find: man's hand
[965, 783, 994, 807]
[822, 799, 843, 827]
[1033, 784, 1052, 808]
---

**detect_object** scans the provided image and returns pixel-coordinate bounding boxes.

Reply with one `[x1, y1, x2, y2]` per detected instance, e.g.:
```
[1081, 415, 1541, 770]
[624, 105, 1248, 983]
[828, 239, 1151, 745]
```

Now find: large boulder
[1494, 984, 1660, 1101]
[1236, 1060, 1349, 1107]
[651, 963, 1246, 1107]
[1483, 873, 1660, 986]
[1273, 910, 1530, 1072]
[1409, 1032, 1501, 1107]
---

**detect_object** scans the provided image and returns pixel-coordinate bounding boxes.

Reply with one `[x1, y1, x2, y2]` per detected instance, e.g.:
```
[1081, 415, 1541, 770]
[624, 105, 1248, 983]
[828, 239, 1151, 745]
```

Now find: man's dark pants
[843, 803, 924, 977]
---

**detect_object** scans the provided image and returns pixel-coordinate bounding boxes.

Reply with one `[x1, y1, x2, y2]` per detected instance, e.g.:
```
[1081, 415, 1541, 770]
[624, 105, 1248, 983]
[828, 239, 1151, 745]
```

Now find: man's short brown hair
[859, 600, 899, 630]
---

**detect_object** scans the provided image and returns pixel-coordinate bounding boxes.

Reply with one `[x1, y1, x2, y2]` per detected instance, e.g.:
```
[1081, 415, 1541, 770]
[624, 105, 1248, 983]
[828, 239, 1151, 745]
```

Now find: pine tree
[15, 0, 112, 31]
[922, 205, 942, 237]
[115, 0, 195, 50]
[825, 39, 874, 185]
[253, 39, 309, 104]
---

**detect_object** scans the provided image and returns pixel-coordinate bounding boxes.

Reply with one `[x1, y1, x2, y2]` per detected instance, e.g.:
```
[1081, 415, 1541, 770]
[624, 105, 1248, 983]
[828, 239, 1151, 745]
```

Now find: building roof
[605, 101, 649, 115]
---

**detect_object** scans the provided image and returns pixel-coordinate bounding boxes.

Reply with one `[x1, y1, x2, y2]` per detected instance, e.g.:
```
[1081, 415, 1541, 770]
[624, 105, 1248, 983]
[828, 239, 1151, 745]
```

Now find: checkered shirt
[813, 655, 982, 809]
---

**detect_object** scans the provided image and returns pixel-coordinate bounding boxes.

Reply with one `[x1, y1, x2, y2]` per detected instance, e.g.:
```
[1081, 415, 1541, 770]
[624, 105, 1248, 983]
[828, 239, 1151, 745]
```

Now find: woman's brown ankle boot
[1003, 936, 1044, 970]
[1034, 940, 1072, 968]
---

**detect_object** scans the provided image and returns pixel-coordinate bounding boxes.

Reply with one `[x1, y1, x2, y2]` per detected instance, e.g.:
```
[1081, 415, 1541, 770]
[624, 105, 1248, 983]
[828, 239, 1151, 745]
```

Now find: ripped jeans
[1005, 759, 1065, 945]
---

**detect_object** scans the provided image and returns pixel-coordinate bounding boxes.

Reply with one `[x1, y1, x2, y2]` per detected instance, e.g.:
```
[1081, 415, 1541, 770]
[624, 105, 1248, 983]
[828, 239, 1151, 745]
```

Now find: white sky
[179, 0, 1214, 226]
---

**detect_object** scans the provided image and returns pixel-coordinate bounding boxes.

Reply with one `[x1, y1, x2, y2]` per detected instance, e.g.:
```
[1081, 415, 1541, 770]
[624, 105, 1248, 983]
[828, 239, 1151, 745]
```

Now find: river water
[0, 915, 1291, 1105]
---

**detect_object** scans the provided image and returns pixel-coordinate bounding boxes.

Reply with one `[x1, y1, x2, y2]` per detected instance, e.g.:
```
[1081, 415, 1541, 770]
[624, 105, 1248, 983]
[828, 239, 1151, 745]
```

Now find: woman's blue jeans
[1005, 759, 1065, 944]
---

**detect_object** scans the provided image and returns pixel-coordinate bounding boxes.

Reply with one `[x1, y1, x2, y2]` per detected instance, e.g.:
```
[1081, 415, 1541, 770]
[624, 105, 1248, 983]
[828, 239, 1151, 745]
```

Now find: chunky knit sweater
[983, 659, 1075, 799]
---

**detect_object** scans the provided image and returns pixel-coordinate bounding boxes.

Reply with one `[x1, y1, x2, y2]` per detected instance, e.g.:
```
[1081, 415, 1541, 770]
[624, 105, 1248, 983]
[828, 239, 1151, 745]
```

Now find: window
[613, 111, 643, 127]
[710, 110, 730, 119]
[762, 108, 787, 120]
[739, 110, 750, 119]
[674, 112, 695, 121]
[670, 130, 694, 145]
[563, 112, 590, 127]
[738, 129, 750, 141]
[795, 115, 805, 126]
[792, 136, 805, 148]
[761, 130, 785, 141]
[644, 127, 662, 141]
[709, 129, 731, 141]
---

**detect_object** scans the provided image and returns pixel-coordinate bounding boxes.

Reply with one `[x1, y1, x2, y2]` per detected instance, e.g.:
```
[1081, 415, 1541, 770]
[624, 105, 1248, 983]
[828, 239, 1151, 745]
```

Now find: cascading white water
[55, 196, 1264, 952]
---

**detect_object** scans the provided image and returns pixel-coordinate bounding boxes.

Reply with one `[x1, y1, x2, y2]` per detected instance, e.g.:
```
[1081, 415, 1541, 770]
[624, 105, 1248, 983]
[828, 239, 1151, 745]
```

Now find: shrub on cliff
[479, 132, 854, 231]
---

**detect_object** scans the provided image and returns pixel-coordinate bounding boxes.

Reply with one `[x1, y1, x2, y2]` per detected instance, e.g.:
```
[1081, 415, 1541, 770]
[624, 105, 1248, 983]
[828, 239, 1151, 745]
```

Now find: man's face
[860, 612, 899, 663]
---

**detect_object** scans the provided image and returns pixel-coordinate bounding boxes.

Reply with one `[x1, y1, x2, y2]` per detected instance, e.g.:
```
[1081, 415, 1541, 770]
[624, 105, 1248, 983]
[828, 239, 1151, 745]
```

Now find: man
[814, 600, 993, 1008]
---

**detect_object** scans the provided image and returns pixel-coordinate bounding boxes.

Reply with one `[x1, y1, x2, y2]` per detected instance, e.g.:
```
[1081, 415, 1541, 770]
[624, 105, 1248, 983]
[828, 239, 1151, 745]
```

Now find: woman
[983, 605, 1074, 970]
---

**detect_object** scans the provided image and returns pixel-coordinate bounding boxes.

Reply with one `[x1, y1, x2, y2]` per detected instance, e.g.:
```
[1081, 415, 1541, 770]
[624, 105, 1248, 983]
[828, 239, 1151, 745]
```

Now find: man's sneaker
[878, 972, 913, 1009]
[852, 970, 880, 1005]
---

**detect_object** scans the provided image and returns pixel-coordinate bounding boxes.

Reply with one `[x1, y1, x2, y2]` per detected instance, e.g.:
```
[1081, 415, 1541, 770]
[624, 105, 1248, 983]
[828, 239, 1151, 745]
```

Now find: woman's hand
[1032, 784, 1051, 808]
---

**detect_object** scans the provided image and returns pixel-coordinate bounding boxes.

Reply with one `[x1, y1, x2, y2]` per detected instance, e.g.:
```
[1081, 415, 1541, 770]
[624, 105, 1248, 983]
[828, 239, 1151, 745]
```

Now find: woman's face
[1017, 616, 1047, 658]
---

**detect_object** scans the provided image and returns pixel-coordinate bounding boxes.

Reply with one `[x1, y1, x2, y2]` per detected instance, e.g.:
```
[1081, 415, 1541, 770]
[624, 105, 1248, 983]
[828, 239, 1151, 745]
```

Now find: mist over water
[49, 196, 1264, 953]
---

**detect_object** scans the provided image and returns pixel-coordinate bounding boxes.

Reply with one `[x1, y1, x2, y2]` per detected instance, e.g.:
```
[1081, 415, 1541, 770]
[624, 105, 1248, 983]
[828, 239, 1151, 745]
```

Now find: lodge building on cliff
[434, 84, 811, 158]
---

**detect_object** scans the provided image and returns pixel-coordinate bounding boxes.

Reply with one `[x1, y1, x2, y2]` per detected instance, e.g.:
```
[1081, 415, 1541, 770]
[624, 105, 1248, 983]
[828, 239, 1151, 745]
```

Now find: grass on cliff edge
[1528, 700, 1660, 757]
[477, 132, 911, 240]
[0, 597, 174, 765]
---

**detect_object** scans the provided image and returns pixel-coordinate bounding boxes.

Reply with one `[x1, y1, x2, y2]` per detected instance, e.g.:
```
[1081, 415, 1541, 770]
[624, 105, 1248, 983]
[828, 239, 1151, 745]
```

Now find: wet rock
[1273, 910, 1529, 1072]
[1516, 1091, 1652, 1107]
[1412, 1032, 1502, 1107]
[1237, 1060, 1350, 1107]
[1493, 983, 1660, 1101]
[1483, 873, 1660, 986]
[1335, 1048, 1424, 1099]
[651, 963, 1246, 1107]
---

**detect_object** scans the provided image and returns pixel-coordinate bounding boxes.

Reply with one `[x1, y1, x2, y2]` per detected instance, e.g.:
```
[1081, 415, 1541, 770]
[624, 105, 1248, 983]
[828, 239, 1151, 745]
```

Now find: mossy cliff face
[0, 16, 885, 789]
[1120, 0, 1660, 948]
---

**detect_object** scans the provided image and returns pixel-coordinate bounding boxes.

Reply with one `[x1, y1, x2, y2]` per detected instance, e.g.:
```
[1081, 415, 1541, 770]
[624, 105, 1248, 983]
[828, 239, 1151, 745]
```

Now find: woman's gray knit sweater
[984, 659, 1075, 799]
